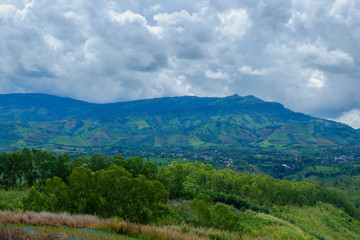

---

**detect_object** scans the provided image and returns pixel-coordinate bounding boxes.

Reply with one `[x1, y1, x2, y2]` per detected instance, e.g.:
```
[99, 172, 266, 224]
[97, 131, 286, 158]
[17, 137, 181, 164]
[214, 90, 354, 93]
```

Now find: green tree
[50, 153, 71, 183]
[89, 154, 108, 172]
[142, 161, 158, 180]
[43, 176, 68, 212]
[22, 147, 37, 187]
[23, 186, 45, 212]
[157, 163, 185, 199]
[68, 167, 94, 214]
[191, 194, 212, 227]
[93, 165, 132, 217]
[212, 203, 238, 231]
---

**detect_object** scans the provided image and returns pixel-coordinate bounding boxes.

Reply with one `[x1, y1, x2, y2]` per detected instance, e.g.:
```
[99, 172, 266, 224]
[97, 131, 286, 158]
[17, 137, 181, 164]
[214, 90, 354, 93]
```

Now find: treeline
[24, 165, 168, 223]
[0, 148, 157, 189]
[0, 148, 359, 222]
[158, 161, 360, 219]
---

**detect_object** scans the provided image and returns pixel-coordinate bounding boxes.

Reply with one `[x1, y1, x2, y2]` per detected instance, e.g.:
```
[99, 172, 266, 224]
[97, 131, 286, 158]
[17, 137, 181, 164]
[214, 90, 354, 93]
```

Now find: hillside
[0, 93, 359, 152]
[2, 202, 360, 240]
[1, 154, 360, 240]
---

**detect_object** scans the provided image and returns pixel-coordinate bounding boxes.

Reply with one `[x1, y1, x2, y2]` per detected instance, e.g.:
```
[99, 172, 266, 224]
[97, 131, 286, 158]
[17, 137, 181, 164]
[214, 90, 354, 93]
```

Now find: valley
[0, 93, 360, 240]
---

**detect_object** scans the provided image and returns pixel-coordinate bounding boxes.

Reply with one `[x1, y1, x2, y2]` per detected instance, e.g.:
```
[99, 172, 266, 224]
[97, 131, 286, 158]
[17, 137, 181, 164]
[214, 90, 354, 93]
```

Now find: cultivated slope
[0, 93, 358, 151]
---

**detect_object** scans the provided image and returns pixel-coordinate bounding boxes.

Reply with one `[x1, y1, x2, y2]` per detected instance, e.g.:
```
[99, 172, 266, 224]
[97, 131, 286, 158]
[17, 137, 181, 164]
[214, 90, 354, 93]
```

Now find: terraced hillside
[0, 93, 358, 152]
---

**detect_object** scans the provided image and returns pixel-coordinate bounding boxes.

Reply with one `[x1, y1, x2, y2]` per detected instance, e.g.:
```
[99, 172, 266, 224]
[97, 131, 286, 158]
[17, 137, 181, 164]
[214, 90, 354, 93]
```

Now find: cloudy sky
[1, 0, 360, 128]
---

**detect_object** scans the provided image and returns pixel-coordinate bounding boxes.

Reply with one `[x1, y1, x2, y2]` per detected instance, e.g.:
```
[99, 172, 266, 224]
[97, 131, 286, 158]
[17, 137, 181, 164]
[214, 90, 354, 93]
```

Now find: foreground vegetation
[1, 148, 360, 239]
[1, 200, 360, 240]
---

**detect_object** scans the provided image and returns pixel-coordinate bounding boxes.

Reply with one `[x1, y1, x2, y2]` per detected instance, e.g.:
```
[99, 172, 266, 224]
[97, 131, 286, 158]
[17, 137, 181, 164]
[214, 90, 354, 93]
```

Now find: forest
[1, 147, 360, 239]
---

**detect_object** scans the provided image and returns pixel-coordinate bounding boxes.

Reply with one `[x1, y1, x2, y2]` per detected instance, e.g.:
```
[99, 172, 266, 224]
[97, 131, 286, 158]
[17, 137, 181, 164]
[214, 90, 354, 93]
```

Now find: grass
[49, 136, 87, 146]
[98, 219, 210, 240]
[251, 214, 315, 240]
[159, 200, 315, 240]
[0, 227, 51, 240]
[0, 189, 28, 209]
[2, 225, 135, 240]
[145, 157, 179, 167]
[0, 208, 305, 240]
[134, 120, 150, 130]
[0, 211, 210, 240]
[1, 201, 359, 240]
[272, 202, 360, 240]
[1, 190, 360, 240]
[189, 136, 205, 147]
[0, 211, 102, 228]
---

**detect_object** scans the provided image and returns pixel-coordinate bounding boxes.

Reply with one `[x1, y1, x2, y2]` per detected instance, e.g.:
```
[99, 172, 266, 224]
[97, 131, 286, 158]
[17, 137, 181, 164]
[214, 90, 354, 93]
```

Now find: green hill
[1, 155, 360, 240]
[0, 93, 359, 152]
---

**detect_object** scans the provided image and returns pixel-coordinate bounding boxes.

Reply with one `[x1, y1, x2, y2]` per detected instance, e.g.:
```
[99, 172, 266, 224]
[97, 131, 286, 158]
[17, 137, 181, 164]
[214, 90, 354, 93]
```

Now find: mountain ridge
[0, 93, 310, 121]
[0, 93, 358, 152]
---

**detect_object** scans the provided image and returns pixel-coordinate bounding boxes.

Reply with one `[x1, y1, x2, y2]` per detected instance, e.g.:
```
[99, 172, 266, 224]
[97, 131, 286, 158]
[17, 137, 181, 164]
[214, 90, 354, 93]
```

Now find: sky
[1, 0, 360, 128]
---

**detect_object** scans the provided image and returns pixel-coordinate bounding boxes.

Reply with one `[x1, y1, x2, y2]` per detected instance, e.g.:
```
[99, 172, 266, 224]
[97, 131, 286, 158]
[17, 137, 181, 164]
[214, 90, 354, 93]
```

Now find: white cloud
[109, 10, 163, 38]
[307, 77, 325, 88]
[217, 9, 251, 39]
[109, 10, 147, 27]
[44, 35, 63, 51]
[153, 73, 194, 96]
[302, 69, 326, 89]
[15, 0, 34, 21]
[0, 4, 16, 19]
[205, 70, 229, 79]
[335, 109, 360, 129]
[330, 0, 353, 22]
[239, 66, 268, 76]
[153, 10, 200, 26]
[146, 25, 164, 38]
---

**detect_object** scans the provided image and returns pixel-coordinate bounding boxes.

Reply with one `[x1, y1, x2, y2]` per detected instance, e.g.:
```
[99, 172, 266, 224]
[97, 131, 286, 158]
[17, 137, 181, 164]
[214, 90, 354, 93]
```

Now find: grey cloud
[1, 0, 360, 127]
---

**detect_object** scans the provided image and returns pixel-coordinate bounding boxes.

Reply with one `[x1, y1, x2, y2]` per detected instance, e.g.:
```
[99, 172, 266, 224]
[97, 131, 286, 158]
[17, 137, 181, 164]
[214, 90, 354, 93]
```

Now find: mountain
[0, 93, 359, 152]
[0, 93, 309, 121]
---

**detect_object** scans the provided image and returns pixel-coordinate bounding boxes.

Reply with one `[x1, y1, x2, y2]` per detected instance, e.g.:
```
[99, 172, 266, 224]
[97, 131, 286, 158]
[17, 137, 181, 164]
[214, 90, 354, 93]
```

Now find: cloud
[205, 70, 229, 79]
[217, 9, 251, 39]
[295, 42, 354, 68]
[335, 109, 360, 129]
[301, 69, 326, 89]
[239, 66, 268, 76]
[0, 0, 359, 123]
[0, 4, 16, 19]
[109, 10, 147, 26]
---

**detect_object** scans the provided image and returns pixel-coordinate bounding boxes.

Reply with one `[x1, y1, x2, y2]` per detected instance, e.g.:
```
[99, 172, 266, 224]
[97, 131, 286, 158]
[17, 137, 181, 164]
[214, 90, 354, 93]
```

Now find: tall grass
[0, 210, 102, 228]
[98, 219, 211, 240]
[0, 211, 212, 240]
[1, 207, 333, 240]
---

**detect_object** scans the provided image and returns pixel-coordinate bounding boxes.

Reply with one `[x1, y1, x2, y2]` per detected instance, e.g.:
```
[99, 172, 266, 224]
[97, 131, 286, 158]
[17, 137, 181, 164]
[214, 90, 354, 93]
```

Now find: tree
[142, 161, 158, 180]
[157, 163, 185, 199]
[22, 147, 37, 187]
[89, 154, 108, 172]
[50, 153, 71, 183]
[92, 165, 132, 217]
[43, 176, 68, 212]
[23, 186, 44, 212]
[68, 167, 94, 214]
[212, 203, 238, 231]
[191, 194, 213, 227]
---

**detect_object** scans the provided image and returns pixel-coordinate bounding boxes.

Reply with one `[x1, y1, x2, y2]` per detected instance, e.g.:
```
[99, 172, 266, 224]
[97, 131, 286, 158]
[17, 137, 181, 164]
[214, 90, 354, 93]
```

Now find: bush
[23, 186, 45, 212]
